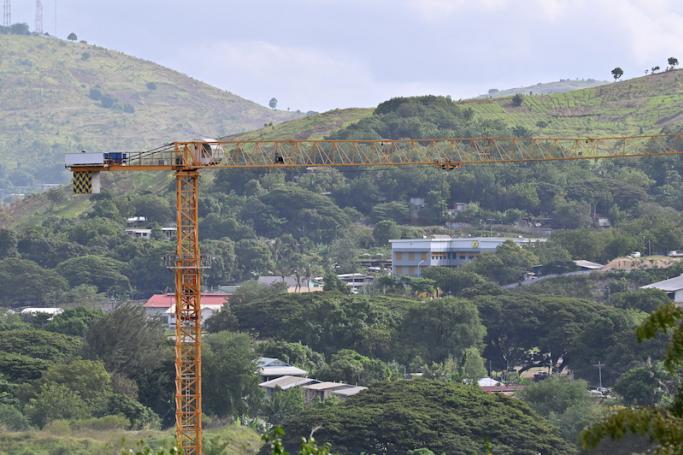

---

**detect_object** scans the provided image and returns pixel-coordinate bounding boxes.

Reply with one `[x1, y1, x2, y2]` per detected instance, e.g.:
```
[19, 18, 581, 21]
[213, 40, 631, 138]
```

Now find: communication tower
[35, 0, 43, 33]
[2, 0, 10, 27]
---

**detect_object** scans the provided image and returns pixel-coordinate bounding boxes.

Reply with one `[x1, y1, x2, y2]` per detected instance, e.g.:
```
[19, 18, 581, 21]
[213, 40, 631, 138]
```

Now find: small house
[302, 382, 352, 403]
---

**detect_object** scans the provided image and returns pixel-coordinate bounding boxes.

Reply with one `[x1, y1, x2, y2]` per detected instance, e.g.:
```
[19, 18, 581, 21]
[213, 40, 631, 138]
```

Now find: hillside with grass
[6, 69, 683, 226]
[0, 33, 300, 190]
[466, 70, 683, 136]
[478, 78, 607, 98]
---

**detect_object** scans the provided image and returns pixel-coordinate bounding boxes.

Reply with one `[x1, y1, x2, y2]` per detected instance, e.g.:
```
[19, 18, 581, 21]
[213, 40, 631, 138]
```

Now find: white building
[20, 307, 63, 319]
[125, 228, 152, 239]
[641, 274, 683, 304]
[390, 236, 545, 276]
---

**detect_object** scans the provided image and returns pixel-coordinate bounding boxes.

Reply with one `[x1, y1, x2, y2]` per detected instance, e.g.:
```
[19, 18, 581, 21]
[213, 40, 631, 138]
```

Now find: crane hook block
[72, 171, 101, 194]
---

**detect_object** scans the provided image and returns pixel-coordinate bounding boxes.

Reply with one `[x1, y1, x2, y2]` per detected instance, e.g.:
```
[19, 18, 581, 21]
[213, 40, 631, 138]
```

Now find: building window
[395, 252, 402, 261]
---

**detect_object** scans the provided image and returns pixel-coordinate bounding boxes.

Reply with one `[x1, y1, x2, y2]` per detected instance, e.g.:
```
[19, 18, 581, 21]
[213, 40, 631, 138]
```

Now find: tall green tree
[202, 331, 262, 418]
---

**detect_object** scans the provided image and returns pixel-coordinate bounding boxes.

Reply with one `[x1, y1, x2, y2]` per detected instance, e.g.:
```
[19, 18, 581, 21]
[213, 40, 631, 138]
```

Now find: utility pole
[35, 0, 43, 33]
[2, 0, 10, 27]
[593, 361, 604, 390]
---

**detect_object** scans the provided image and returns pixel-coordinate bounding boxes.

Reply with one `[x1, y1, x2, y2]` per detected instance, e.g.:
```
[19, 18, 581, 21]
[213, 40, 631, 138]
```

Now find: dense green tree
[421, 267, 501, 297]
[318, 349, 399, 385]
[84, 304, 167, 377]
[202, 331, 262, 418]
[610, 289, 671, 313]
[276, 380, 573, 454]
[372, 219, 401, 246]
[0, 352, 48, 381]
[611, 67, 624, 81]
[0, 258, 68, 306]
[395, 297, 486, 364]
[462, 241, 537, 284]
[130, 194, 174, 223]
[0, 329, 82, 361]
[370, 201, 410, 224]
[582, 303, 683, 452]
[201, 239, 237, 287]
[614, 365, 668, 406]
[56, 255, 130, 293]
[519, 376, 598, 444]
[204, 304, 239, 333]
[257, 340, 326, 374]
[235, 238, 274, 278]
[40, 359, 113, 411]
[262, 388, 305, 426]
[0, 228, 17, 258]
[25, 382, 89, 427]
[234, 292, 413, 358]
[247, 186, 351, 242]
[46, 306, 104, 336]
[477, 293, 664, 383]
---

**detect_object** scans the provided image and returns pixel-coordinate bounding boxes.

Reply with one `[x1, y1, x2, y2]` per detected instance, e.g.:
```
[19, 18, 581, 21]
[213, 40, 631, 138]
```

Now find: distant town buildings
[390, 236, 545, 277]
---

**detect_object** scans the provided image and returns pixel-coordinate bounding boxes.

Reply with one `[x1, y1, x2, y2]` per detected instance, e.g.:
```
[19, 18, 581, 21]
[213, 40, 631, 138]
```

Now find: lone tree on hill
[651, 65, 660, 74]
[611, 67, 624, 81]
[668, 57, 678, 69]
[67, 32, 77, 41]
[269, 97, 278, 110]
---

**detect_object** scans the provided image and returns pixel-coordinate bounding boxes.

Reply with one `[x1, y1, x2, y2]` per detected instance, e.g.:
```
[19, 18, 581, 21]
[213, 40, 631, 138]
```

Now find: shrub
[511, 93, 524, 107]
[70, 414, 131, 431]
[0, 404, 30, 430]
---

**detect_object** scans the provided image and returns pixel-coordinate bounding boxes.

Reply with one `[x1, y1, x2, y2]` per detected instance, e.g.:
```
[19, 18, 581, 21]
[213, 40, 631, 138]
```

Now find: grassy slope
[0, 424, 261, 455]
[478, 79, 607, 98]
[465, 70, 683, 136]
[0, 34, 300, 171]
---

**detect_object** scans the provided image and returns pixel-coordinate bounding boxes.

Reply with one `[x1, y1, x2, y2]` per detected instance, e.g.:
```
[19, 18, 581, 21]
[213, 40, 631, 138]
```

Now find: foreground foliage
[274, 379, 574, 454]
[582, 303, 683, 452]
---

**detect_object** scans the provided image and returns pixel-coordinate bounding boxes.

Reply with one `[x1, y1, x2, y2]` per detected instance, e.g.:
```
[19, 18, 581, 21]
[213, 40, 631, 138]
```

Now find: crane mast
[64, 133, 683, 455]
[174, 169, 202, 454]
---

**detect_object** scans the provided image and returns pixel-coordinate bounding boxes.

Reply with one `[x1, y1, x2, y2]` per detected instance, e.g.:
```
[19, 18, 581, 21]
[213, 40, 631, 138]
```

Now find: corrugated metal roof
[303, 382, 351, 391]
[259, 366, 308, 377]
[331, 386, 367, 396]
[259, 376, 316, 390]
[642, 274, 683, 292]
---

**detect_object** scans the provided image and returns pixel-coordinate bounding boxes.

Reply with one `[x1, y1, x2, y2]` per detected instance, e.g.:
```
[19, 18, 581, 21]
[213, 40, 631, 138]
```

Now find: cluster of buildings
[124, 216, 176, 240]
[257, 357, 367, 402]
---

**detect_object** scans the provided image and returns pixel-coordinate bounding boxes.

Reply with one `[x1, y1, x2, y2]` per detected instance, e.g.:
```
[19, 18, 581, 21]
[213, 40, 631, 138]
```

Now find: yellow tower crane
[65, 133, 683, 455]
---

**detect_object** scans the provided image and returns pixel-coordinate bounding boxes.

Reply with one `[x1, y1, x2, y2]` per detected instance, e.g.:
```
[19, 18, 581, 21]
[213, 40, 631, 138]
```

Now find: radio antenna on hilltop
[2, 0, 10, 27]
[35, 0, 43, 33]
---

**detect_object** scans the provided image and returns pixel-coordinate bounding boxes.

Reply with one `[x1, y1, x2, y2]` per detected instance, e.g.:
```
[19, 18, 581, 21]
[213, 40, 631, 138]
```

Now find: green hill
[0, 33, 301, 190]
[465, 70, 683, 136]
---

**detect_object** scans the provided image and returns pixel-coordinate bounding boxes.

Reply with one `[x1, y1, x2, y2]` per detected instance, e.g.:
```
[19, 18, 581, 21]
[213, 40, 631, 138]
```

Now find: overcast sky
[10, 0, 683, 112]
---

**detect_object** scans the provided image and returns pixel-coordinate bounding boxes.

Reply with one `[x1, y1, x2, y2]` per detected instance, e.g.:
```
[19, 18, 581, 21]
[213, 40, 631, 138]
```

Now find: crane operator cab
[195, 139, 224, 166]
